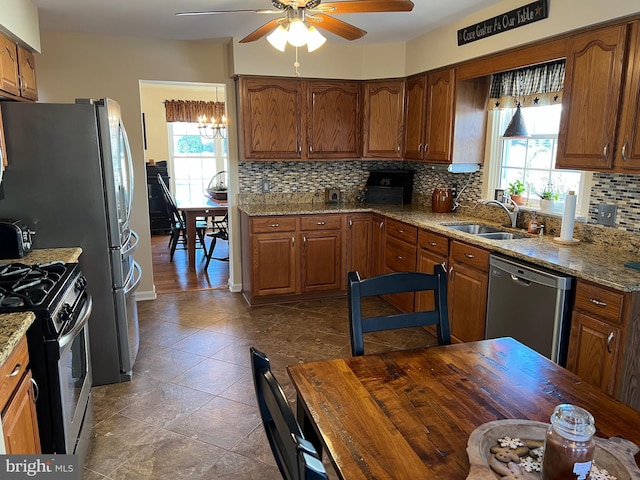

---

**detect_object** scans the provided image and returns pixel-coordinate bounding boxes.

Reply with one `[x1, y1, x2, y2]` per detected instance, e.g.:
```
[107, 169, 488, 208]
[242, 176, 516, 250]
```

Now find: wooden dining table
[174, 191, 227, 270]
[288, 337, 640, 479]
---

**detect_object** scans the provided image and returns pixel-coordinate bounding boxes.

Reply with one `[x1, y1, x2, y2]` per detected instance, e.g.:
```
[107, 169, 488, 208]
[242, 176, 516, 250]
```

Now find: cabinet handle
[607, 332, 614, 353]
[602, 143, 609, 162]
[396, 256, 403, 260]
[396, 145, 400, 153]
[291, 236, 295, 247]
[379, 221, 384, 229]
[298, 145, 302, 154]
[30, 377, 39, 402]
[269, 223, 280, 228]
[425, 143, 429, 154]
[317, 221, 326, 226]
[449, 266, 454, 275]
[309, 145, 313, 154]
[398, 228, 404, 233]
[622, 141, 628, 162]
[303, 236, 306, 247]
[429, 241, 437, 246]
[588, 297, 607, 307]
[418, 143, 422, 152]
[465, 253, 475, 259]
[9, 363, 22, 377]
[348, 220, 353, 227]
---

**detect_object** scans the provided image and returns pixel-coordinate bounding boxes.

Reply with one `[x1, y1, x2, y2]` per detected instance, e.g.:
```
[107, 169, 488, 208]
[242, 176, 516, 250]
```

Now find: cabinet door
[251, 233, 297, 296]
[557, 24, 628, 170]
[416, 248, 447, 312]
[616, 21, 640, 171]
[566, 312, 620, 395]
[362, 80, 405, 158]
[346, 214, 372, 279]
[371, 215, 385, 277]
[0, 34, 20, 97]
[403, 75, 427, 160]
[448, 261, 488, 343]
[2, 370, 41, 454]
[308, 80, 361, 159]
[425, 69, 455, 163]
[300, 230, 342, 292]
[17, 45, 37, 101]
[239, 77, 305, 160]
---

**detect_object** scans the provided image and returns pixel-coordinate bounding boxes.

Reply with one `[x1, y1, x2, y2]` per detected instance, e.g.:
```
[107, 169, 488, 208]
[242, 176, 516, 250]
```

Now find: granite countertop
[0, 247, 83, 365]
[239, 203, 640, 293]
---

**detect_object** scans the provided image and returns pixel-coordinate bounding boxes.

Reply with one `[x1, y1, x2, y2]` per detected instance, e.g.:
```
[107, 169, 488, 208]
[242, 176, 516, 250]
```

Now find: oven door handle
[59, 294, 93, 348]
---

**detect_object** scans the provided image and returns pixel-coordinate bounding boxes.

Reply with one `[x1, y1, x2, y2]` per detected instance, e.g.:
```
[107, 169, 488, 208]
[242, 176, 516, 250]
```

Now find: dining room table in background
[175, 190, 227, 270]
[288, 337, 640, 479]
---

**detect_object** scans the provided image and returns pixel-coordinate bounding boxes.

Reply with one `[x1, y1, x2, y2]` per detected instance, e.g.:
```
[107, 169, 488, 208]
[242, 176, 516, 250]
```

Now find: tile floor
[82, 290, 437, 479]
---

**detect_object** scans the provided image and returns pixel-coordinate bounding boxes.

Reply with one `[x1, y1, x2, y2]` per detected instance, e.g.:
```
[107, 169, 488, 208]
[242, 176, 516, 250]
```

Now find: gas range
[0, 261, 86, 337]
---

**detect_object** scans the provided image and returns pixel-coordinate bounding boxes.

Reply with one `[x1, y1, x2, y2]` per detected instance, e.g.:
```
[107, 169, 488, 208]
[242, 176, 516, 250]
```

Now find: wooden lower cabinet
[448, 240, 489, 343]
[1, 335, 40, 454]
[251, 232, 297, 296]
[301, 229, 342, 292]
[346, 214, 372, 279]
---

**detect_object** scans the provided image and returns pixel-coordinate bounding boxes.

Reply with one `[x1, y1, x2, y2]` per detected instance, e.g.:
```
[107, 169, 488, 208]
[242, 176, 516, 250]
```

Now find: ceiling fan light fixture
[287, 18, 309, 47]
[267, 25, 288, 51]
[306, 26, 326, 52]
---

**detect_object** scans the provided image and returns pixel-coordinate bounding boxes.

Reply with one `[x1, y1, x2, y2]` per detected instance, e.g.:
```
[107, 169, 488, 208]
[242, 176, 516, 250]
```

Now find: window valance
[489, 60, 565, 110]
[164, 100, 226, 123]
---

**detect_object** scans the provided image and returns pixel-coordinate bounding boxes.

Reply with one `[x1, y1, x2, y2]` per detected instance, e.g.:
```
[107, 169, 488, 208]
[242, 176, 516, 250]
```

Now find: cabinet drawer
[385, 236, 417, 272]
[418, 230, 449, 256]
[386, 218, 418, 244]
[300, 214, 341, 231]
[251, 216, 297, 234]
[574, 281, 624, 324]
[450, 240, 489, 272]
[0, 335, 29, 410]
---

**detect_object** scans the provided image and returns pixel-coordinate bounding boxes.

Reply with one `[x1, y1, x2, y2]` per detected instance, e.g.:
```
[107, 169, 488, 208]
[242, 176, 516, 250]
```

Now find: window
[485, 105, 590, 216]
[168, 122, 227, 200]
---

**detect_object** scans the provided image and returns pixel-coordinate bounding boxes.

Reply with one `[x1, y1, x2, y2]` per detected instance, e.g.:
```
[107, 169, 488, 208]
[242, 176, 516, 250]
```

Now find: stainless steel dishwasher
[485, 254, 574, 366]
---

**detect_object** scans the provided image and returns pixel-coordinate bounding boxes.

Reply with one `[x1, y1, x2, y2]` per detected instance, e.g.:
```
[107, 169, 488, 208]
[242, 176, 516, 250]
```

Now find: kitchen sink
[441, 223, 529, 240]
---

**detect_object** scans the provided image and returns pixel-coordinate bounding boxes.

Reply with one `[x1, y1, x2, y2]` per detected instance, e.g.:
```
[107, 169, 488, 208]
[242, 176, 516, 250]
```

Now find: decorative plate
[466, 419, 640, 480]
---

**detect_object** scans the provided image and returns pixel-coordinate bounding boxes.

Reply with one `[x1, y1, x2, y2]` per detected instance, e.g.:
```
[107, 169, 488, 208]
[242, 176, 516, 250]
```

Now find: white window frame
[482, 108, 592, 219]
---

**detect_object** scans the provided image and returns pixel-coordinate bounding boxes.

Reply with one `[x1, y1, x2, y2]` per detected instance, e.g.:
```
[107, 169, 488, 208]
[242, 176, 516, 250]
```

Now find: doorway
[140, 80, 230, 292]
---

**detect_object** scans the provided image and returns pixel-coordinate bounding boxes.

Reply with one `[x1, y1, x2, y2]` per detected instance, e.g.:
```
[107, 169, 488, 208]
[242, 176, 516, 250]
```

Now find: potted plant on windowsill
[538, 186, 559, 212]
[507, 180, 526, 206]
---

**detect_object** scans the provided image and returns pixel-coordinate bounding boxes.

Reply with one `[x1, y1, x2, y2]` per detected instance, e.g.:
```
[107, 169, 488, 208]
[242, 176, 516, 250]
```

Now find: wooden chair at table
[204, 211, 229, 268]
[347, 264, 451, 356]
[156, 173, 207, 261]
[250, 347, 328, 480]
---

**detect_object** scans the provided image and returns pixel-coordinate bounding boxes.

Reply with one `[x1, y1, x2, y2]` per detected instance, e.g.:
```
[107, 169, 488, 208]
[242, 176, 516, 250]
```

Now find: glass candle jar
[541, 404, 596, 480]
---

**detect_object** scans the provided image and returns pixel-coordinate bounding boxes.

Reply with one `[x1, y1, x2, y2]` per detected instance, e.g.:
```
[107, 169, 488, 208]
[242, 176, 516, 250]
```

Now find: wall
[0, 0, 40, 52]
[35, 31, 238, 297]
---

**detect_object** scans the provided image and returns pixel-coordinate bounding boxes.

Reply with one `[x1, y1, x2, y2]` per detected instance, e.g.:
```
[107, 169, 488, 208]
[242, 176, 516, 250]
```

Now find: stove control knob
[58, 303, 73, 323]
[74, 275, 88, 292]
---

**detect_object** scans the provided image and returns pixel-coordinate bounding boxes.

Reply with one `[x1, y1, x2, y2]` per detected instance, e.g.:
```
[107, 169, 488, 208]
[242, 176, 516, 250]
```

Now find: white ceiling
[31, 0, 503, 45]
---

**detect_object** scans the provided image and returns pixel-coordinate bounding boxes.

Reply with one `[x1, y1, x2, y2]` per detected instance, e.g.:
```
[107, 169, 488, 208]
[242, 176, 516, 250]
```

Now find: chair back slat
[348, 265, 451, 356]
[251, 347, 329, 480]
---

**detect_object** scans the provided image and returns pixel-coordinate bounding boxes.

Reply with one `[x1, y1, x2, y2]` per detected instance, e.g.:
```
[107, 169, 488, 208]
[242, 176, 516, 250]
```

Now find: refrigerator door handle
[125, 261, 142, 295]
[121, 230, 139, 258]
[120, 121, 134, 226]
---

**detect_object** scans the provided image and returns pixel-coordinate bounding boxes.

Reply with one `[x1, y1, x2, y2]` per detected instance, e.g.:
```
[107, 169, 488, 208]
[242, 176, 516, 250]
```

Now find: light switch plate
[597, 203, 617, 226]
[262, 179, 270, 193]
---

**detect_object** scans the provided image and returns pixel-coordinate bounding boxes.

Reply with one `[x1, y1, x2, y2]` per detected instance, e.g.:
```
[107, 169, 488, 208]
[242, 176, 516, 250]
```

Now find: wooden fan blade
[307, 13, 366, 41]
[316, 0, 414, 14]
[239, 18, 284, 43]
[176, 9, 280, 16]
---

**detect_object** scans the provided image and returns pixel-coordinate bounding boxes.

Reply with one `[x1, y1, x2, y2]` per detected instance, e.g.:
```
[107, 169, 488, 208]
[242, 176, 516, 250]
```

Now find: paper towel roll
[560, 191, 577, 240]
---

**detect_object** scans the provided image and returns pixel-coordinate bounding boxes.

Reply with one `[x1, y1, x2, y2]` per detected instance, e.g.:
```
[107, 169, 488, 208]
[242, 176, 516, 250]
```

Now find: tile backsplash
[238, 161, 640, 234]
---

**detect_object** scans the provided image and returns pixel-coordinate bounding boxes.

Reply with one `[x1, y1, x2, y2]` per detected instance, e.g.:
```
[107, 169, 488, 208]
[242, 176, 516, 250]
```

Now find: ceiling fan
[176, 0, 415, 47]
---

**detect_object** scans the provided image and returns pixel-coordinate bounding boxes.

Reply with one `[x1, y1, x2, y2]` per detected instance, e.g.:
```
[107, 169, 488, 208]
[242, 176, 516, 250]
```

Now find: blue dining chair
[348, 264, 451, 356]
[250, 347, 328, 480]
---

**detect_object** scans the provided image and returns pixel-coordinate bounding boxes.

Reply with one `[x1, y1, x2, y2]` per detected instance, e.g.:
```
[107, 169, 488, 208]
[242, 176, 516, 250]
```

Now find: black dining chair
[250, 347, 328, 480]
[204, 211, 229, 268]
[156, 173, 207, 261]
[347, 264, 451, 356]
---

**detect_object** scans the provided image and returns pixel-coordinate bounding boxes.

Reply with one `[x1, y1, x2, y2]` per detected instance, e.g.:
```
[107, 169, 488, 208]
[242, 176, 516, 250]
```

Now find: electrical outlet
[597, 203, 617, 226]
[262, 179, 270, 193]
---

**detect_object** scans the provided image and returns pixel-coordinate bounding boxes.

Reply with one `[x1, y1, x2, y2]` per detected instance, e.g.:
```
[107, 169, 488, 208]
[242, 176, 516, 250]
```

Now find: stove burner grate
[0, 261, 68, 309]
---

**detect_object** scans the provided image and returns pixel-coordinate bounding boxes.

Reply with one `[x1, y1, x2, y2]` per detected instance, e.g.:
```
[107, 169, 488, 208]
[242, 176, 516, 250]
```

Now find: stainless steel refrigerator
[0, 98, 141, 386]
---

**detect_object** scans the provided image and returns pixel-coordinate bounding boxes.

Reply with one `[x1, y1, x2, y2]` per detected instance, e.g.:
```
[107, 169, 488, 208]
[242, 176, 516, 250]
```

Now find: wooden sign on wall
[457, 0, 549, 46]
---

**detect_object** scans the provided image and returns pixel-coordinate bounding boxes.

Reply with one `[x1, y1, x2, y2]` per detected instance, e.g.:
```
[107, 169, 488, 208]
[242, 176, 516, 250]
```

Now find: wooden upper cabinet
[424, 69, 455, 163]
[0, 34, 20, 97]
[308, 80, 361, 159]
[557, 24, 628, 170]
[615, 21, 640, 172]
[17, 46, 37, 101]
[403, 74, 427, 160]
[239, 77, 305, 160]
[362, 79, 405, 159]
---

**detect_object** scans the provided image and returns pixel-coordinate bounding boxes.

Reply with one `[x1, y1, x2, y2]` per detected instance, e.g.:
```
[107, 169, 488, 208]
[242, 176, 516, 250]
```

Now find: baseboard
[229, 279, 242, 292]
[136, 288, 157, 301]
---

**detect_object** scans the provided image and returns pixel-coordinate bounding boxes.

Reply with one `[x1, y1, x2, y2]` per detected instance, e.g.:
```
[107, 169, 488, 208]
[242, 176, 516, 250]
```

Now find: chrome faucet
[480, 197, 520, 228]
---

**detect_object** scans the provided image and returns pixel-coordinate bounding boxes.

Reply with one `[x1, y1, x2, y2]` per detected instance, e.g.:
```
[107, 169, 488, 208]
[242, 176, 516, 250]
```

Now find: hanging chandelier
[198, 89, 227, 139]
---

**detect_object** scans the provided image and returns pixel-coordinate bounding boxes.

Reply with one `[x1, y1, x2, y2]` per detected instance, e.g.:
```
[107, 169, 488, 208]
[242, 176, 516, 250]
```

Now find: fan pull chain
[294, 47, 300, 77]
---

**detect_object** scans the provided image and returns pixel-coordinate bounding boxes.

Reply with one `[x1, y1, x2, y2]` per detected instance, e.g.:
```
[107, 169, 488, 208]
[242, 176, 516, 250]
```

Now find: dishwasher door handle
[510, 274, 532, 286]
